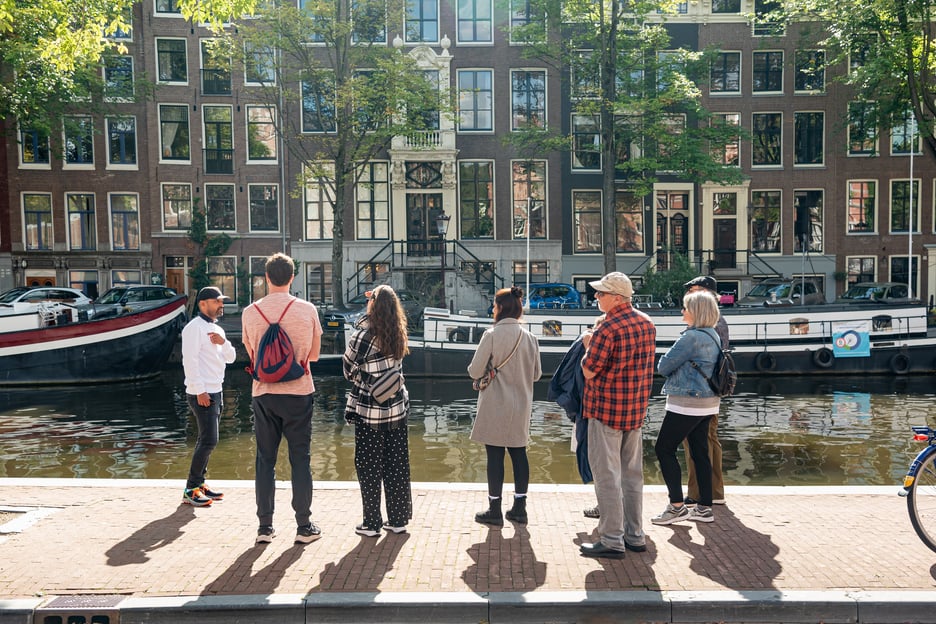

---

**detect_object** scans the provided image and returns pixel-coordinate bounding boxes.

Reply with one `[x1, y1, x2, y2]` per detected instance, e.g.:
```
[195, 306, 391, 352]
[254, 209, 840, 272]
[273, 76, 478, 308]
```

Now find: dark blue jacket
[547, 337, 592, 483]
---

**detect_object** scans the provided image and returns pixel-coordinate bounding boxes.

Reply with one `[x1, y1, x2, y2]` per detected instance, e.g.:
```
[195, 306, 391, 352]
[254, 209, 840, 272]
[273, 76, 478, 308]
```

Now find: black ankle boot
[505, 496, 528, 524]
[475, 498, 503, 526]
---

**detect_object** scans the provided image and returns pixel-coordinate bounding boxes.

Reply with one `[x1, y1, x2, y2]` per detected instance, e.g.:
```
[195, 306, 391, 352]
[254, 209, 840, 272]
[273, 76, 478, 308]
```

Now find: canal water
[1, 372, 934, 486]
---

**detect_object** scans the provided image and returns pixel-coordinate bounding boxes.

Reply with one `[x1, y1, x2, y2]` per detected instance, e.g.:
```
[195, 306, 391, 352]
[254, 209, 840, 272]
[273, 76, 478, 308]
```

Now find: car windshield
[0, 287, 30, 304]
[842, 285, 882, 300]
[96, 288, 127, 304]
[746, 283, 780, 297]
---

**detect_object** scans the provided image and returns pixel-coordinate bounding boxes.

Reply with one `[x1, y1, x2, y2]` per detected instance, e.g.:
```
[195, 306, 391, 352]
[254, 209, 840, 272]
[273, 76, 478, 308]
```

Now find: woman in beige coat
[468, 286, 542, 526]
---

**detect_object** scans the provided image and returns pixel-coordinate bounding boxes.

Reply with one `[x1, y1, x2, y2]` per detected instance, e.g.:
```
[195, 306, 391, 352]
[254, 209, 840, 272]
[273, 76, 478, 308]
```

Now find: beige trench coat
[468, 318, 542, 448]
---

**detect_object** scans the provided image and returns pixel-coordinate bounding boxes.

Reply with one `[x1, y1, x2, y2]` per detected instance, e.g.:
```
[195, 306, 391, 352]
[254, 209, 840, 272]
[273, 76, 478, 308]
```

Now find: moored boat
[400, 302, 936, 378]
[0, 295, 188, 385]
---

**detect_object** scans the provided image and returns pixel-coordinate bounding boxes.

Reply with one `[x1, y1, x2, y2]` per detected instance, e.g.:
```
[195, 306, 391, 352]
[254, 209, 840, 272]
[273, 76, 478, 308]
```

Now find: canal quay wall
[1, 479, 935, 623]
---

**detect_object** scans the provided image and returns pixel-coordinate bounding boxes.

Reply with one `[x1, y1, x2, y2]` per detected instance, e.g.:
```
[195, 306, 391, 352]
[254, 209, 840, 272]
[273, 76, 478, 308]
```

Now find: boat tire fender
[449, 327, 470, 343]
[754, 351, 776, 372]
[890, 353, 911, 375]
[813, 347, 834, 369]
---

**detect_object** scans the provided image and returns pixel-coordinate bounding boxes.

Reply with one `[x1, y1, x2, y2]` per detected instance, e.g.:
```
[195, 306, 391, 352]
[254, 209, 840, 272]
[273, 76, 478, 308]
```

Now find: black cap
[684, 276, 718, 293]
[195, 286, 230, 304]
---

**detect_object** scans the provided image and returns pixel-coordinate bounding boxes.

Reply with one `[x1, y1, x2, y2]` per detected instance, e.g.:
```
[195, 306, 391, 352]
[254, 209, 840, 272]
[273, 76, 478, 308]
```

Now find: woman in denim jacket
[651, 290, 722, 526]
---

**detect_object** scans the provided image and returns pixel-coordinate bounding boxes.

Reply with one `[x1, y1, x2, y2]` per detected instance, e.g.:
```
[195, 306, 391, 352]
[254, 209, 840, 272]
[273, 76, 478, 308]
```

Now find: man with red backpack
[241, 252, 323, 545]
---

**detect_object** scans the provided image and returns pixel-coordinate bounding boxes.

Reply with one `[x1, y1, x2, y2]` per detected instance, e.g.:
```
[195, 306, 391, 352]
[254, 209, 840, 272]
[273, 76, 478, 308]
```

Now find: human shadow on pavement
[314, 533, 411, 591]
[105, 504, 196, 566]
[574, 530, 661, 591]
[667, 506, 780, 590]
[461, 525, 547, 593]
[202, 542, 306, 595]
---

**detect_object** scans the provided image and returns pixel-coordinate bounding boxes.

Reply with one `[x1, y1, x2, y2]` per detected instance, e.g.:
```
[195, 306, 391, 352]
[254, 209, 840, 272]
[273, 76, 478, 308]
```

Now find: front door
[714, 220, 737, 269]
[655, 190, 689, 271]
[407, 193, 443, 257]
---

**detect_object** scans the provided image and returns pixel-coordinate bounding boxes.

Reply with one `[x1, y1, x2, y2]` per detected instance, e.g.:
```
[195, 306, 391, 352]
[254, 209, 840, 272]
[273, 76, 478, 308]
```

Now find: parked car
[0, 286, 92, 315]
[322, 289, 423, 332]
[527, 283, 583, 309]
[736, 278, 825, 307]
[89, 285, 179, 318]
[836, 282, 918, 305]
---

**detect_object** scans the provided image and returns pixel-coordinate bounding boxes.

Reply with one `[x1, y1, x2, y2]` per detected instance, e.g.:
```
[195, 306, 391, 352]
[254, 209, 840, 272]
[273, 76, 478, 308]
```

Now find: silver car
[737, 278, 826, 307]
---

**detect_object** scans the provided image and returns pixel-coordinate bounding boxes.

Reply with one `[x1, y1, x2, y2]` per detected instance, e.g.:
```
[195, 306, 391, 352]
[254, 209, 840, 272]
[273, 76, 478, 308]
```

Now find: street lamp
[435, 213, 451, 309]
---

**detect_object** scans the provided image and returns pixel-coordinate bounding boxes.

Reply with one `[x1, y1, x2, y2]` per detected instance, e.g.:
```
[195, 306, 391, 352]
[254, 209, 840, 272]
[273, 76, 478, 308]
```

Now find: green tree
[638, 252, 697, 306]
[509, 0, 745, 274]
[779, 0, 936, 158]
[233, 0, 448, 308]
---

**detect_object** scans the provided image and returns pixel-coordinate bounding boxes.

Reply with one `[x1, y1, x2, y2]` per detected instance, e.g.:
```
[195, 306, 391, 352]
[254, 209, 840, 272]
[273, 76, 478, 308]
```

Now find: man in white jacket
[181, 286, 236, 507]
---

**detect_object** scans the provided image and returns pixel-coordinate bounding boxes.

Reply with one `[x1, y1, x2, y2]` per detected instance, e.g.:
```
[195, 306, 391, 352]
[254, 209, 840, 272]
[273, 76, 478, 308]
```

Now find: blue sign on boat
[832, 321, 871, 358]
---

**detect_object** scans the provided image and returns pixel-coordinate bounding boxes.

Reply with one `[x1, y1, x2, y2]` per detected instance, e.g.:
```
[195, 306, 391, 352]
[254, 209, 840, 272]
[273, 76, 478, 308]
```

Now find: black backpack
[246, 298, 308, 383]
[690, 330, 737, 398]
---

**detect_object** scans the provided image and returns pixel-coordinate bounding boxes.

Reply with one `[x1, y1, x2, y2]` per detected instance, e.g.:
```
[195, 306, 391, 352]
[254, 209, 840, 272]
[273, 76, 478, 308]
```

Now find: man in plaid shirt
[578, 272, 656, 559]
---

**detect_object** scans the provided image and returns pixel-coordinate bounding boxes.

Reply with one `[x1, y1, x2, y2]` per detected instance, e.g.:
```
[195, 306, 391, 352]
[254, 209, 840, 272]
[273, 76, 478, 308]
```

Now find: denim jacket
[658, 327, 721, 398]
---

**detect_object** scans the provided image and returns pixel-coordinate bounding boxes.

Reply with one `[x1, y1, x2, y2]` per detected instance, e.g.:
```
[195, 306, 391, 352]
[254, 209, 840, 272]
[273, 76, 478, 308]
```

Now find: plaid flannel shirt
[342, 320, 408, 430]
[581, 303, 656, 431]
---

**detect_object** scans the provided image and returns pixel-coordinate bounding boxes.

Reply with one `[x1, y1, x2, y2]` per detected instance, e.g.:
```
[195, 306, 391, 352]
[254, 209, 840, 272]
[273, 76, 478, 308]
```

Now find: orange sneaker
[182, 487, 212, 507]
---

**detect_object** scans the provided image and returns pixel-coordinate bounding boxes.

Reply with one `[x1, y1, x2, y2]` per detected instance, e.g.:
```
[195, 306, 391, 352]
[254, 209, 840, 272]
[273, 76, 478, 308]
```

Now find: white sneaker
[688, 505, 715, 523]
[651, 503, 690, 525]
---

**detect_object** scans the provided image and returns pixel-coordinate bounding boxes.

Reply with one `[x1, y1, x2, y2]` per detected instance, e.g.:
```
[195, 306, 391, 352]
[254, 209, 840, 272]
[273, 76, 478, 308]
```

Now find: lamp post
[435, 212, 451, 309]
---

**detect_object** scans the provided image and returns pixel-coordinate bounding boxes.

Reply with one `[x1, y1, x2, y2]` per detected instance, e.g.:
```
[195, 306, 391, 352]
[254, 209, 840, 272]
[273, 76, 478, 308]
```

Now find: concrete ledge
[0, 599, 42, 624]
[489, 590, 670, 624]
[303, 591, 488, 624]
[667, 590, 858, 623]
[853, 590, 936, 623]
[119, 594, 307, 624]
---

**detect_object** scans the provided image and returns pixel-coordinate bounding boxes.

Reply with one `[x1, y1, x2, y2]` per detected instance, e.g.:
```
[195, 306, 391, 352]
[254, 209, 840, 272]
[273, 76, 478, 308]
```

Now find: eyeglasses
[596, 291, 615, 299]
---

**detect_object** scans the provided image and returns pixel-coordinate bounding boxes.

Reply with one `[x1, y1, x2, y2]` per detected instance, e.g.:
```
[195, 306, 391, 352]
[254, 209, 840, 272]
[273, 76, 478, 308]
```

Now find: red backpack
[246, 298, 308, 383]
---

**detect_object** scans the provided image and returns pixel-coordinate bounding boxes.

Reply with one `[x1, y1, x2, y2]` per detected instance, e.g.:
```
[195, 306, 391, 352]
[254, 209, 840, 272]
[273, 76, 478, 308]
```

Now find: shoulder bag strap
[493, 330, 525, 372]
[688, 328, 721, 379]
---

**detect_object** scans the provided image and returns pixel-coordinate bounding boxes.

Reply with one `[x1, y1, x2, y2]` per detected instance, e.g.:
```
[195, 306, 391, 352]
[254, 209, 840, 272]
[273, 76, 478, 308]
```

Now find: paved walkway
[1, 479, 935, 623]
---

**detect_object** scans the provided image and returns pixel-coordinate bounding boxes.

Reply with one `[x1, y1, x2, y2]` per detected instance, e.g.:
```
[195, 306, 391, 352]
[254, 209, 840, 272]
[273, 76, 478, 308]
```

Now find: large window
[205, 184, 235, 231]
[156, 0, 182, 14]
[713, 0, 741, 12]
[571, 114, 600, 170]
[301, 73, 336, 133]
[457, 0, 492, 43]
[244, 42, 275, 85]
[794, 50, 824, 92]
[203, 106, 233, 174]
[712, 113, 740, 166]
[351, 0, 387, 44]
[793, 189, 823, 253]
[457, 69, 493, 132]
[710, 52, 740, 94]
[67, 193, 96, 250]
[405, 0, 438, 43]
[891, 256, 919, 294]
[305, 163, 335, 240]
[110, 193, 140, 251]
[847, 180, 876, 233]
[848, 101, 877, 155]
[794, 111, 824, 165]
[249, 184, 279, 232]
[750, 190, 781, 252]
[890, 179, 920, 233]
[752, 51, 783, 93]
[306, 262, 334, 306]
[573, 191, 601, 253]
[106, 117, 137, 166]
[616, 191, 644, 253]
[459, 161, 494, 239]
[511, 70, 546, 130]
[356, 162, 390, 239]
[23, 194, 53, 250]
[847, 256, 876, 285]
[159, 105, 190, 161]
[509, 0, 545, 43]
[752, 112, 782, 166]
[247, 106, 277, 162]
[162, 183, 192, 231]
[156, 38, 187, 83]
[207, 256, 237, 300]
[64, 116, 94, 166]
[20, 128, 50, 166]
[200, 39, 231, 95]
[892, 111, 921, 155]
[511, 160, 546, 239]
[104, 55, 134, 101]
[571, 51, 599, 99]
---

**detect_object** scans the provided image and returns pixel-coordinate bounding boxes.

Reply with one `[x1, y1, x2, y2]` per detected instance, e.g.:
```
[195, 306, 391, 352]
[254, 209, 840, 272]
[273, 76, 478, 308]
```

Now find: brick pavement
[1, 479, 934, 601]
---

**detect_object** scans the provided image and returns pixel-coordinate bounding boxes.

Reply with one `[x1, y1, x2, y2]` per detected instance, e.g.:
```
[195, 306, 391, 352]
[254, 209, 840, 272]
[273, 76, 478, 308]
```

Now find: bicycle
[900, 426, 936, 552]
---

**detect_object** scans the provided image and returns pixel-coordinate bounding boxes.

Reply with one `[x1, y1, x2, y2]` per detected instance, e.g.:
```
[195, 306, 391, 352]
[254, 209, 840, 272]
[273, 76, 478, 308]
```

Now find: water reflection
[1, 372, 935, 485]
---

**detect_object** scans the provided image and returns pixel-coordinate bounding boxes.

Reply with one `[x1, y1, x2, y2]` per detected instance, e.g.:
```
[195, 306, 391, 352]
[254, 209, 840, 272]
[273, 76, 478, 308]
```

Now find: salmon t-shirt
[241, 292, 323, 397]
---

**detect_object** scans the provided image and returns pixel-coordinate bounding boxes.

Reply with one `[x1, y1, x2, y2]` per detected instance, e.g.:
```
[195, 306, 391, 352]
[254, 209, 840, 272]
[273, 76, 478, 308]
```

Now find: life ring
[812, 347, 834, 369]
[448, 327, 470, 343]
[890, 353, 911, 375]
[754, 351, 776, 372]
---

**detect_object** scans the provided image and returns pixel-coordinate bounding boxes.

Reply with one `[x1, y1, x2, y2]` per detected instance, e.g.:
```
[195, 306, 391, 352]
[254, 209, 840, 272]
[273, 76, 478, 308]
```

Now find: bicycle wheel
[908, 451, 936, 553]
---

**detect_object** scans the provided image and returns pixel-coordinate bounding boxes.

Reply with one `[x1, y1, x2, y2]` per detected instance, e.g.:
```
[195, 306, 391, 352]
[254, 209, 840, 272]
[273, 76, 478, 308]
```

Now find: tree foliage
[508, 0, 746, 274]
[779, 0, 936, 158]
[233, 0, 449, 307]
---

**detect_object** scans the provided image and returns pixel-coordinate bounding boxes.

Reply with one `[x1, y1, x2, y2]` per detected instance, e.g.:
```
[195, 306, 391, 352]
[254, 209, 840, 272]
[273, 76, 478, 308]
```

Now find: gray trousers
[587, 419, 645, 550]
[252, 393, 314, 529]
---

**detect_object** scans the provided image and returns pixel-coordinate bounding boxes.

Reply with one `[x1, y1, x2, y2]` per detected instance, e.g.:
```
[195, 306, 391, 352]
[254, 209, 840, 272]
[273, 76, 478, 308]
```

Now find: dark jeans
[252, 393, 314, 529]
[654, 411, 714, 506]
[354, 424, 412, 529]
[485, 445, 530, 498]
[185, 392, 221, 490]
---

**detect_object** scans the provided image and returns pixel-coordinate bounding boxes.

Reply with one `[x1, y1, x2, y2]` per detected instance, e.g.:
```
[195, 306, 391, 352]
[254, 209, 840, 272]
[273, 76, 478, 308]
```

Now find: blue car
[527, 283, 583, 309]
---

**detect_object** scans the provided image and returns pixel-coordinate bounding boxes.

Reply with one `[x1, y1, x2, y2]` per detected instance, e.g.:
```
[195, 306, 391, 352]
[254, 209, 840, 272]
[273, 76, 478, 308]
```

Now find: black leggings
[485, 445, 529, 498]
[654, 410, 714, 506]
